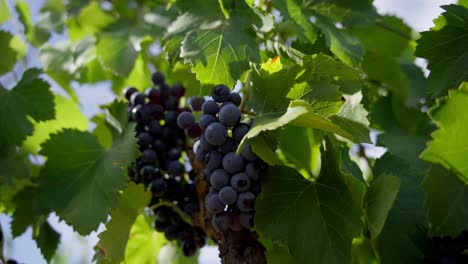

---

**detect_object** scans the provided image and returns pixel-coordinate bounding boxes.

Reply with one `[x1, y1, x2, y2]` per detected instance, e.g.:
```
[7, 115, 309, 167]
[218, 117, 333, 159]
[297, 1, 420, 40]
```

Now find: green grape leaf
[0, 31, 27, 75]
[0, 0, 10, 24]
[34, 221, 60, 262]
[181, 8, 260, 88]
[16, 0, 51, 46]
[373, 154, 427, 263]
[262, 239, 295, 264]
[67, 1, 115, 41]
[95, 183, 151, 264]
[256, 145, 365, 263]
[0, 146, 30, 184]
[11, 186, 44, 237]
[22, 95, 88, 154]
[423, 165, 468, 237]
[124, 215, 166, 264]
[120, 38, 153, 93]
[416, 5, 468, 97]
[38, 102, 137, 234]
[421, 90, 468, 182]
[460, 0, 468, 7]
[249, 132, 283, 166]
[364, 174, 400, 238]
[0, 68, 54, 148]
[277, 126, 321, 179]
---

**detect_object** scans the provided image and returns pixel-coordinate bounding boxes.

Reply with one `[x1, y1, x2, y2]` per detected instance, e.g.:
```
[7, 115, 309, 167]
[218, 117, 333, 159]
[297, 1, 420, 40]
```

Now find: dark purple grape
[164, 96, 179, 110]
[131, 93, 147, 105]
[152, 71, 165, 85]
[145, 103, 164, 119]
[218, 138, 236, 154]
[165, 225, 179, 241]
[137, 132, 153, 149]
[189, 96, 205, 111]
[233, 123, 250, 142]
[222, 152, 245, 174]
[168, 161, 185, 176]
[164, 110, 178, 126]
[245, 162, 260, 181]
[152, 139, 166, 153]
[219, 103, 241, 127]
[205, 122, 227, 146]
[124, 87, 138, 100]
[154, 219, 170, 232]
[239, 213, 254, 229]
[178, 224, 194, 241]
[237, 192, 255, 212]
[198, 114, 217, 131]
[199, 135, 215, 151]
[204, 151, 223, 171]
[219, 186, 237, 205]
[171, 83, 185, 98]
[141, 149, 157, 163]
[195, 147, 207, 162]
[177, 112, 195, 129]
[183, 202, 199, 215]
[147, 120, 162, 137]
[182, 239, 197, 257]
[204, 168, 212, 182]
[151, 178, 167, 197]
[202, 100, 219, 115]
[240, 141, 257, 162]
[210, 169, 230, 190]
[185, 123, 203, 139]
[212, 212, 232, 232]
[212, 84, 230, 103]
[228, 92, 242, 106]
[231, 172, 251, 192]
[140, 165, 157, 179]
[148, 88, 162, 104]
[168, 148, 182, 160]
[131, 105, 149, 124]
[205, 192, 224, 213]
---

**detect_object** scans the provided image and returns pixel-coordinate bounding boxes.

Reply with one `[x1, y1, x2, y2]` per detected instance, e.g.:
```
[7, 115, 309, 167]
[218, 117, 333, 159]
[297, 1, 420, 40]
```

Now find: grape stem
[149, 201, 194, 225]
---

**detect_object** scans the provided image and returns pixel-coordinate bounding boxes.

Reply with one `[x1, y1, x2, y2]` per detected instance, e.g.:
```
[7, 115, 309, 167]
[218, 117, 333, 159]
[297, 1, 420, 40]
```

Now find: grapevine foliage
[1, 0, 468, 263]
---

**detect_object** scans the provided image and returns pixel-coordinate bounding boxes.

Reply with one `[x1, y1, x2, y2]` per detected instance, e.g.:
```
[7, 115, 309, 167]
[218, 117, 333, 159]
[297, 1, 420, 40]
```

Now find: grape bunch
[125, 71, 206, 257]
[178, 84, 265, 233]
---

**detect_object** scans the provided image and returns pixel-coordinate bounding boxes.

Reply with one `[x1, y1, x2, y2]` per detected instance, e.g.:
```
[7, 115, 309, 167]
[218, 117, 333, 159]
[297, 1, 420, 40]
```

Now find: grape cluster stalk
[179, 85, 266, 233]
[124, 72, 206, 257]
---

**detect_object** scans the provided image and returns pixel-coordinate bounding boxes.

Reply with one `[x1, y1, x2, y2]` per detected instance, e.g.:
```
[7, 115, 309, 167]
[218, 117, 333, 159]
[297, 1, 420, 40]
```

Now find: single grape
[147, 88, 162, 104]
[219, 186, 237, 205]
[205, 192, 224, 213]
[233, 123, 250, 142]
[177, 111, 195, 129]
[154, 219, 170, 232]
[219, 103, 241, 127]
[218, 138, 236, 154]
[177, 224, 194, 241]
[131, 93, 147, 105]
[151, 71, 165, 85]
[168, 161, 185, 176]
[212, 84, 231, 103]
[185, 123, 203, 138]
[204, 151, 223, 171]
[152, 139, 166, 153]
[210, 169, 230, 190]
[240, 141, 257, 162]
[228, 92, 242, 106]
[182, 239, 198, 257]
[201, 100, 219, 115]
[141, 149, 157, 163]
[198, 114, 217, 131]
[137, 132, 153, 149]
[131, 105, 149, 124]
[212, 212, 232, 232]
[154, 206, 173, 222]
[245, 162, 260, 181]
[199, 135, 215, 151]
[124, 87, 138, 100]
[222, 152, 245, 174]
[205, 122, 227, 146]
[189, 96, 205, 111]
[163, 126, 179, 142]
[237, 192, 255, 212]
[145, 103, 164, 119]
[204, 168, 212, 182]
[139, 165, 157, 179]
[147, 120, 163, 137]
[231, 172, 251, 192]
[171, 83, 185, 98]
[195, 147, 207, 162]
[239, 213, 254, 229]
[168, 148, 182, 160]
[151, 178, 167, 197]
[165, 225, 180, 241]
[164, 110, 179, 126]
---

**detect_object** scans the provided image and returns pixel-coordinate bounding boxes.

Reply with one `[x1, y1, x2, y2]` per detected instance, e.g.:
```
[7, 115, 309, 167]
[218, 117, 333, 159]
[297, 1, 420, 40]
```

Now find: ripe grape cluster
[125, 72, 205, 257]
[178, 85, 265, 233]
